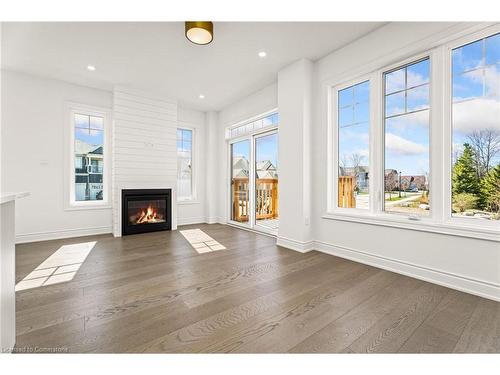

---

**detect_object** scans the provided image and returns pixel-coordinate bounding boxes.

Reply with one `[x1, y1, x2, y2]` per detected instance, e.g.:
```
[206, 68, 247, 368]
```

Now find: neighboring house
[232, 156, 250, 179]
[401, 175, 427, 190]
[75, 139, 104, 201]
[232, 157, 278, 180]
[384, 169, 427, 191]
[341, 165, 369, 191]
[256, 160, 278, 179]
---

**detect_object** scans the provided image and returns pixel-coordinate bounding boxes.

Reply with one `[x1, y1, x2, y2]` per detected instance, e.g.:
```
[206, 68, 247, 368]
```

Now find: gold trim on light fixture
[185, 21, 213, 45]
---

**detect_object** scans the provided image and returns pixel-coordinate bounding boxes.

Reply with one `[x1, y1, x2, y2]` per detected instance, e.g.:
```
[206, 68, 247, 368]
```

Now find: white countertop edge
[0, 192, 30, 204]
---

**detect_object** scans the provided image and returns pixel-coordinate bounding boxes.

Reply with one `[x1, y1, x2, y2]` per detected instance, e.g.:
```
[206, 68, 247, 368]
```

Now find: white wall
[177, 106, 207, 225]
[311, 22, 500, 300]
[205, 111, 219, 223]
[1, 71, 113, 242]
[276, 59, 313, 247]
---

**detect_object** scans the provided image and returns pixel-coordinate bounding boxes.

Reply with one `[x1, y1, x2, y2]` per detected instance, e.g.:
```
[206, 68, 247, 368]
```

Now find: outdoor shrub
[452, 193, 478, 213]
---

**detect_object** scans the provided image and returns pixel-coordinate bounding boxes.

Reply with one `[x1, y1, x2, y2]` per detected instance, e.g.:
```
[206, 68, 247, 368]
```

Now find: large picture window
[177, 128, 193, 201]
[383, 58, 430, 216]
[451, 33, 500, 221]
[337, 80, 370, 209]
[327, 26, 500, 240]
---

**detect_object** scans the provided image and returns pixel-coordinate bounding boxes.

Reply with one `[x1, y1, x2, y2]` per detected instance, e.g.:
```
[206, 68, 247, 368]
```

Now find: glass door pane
[231, 140, 250, 223]
[254, 132, 279, 231]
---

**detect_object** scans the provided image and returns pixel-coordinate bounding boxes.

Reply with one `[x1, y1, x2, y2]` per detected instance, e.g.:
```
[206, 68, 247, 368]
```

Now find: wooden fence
[338, 176, 356, 208]
[232, 178, 278, 222]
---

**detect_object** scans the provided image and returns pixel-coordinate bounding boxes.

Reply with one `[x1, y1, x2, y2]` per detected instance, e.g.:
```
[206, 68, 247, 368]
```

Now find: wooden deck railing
[232, 178, 278, 222]
[338, 176, 356, 208]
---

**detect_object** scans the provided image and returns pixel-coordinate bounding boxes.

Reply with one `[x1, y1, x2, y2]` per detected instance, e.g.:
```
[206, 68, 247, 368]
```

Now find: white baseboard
[16, 226, 113, 244]
[206, 216, 220, 224]
[177, 217, 206, 226]
[276, 236, 314, 253]
[313, 240, 500, 302]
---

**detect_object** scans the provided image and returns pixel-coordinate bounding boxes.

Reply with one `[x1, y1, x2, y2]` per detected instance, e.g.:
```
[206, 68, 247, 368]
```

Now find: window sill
[65, 204, 112, 212]
[177, 200, 200, 205]
[322, 212, 499, 242]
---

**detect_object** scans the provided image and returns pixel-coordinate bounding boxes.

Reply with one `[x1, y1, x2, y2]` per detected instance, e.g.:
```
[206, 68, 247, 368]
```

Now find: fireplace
[121, 189, 171, 235]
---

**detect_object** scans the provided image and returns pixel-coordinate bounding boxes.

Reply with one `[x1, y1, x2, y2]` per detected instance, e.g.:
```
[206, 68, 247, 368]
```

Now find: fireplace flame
[136, 204, 162, 224]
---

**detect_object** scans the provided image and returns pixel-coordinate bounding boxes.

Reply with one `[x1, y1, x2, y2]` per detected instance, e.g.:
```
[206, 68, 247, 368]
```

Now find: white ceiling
[2, 22, 384, 111]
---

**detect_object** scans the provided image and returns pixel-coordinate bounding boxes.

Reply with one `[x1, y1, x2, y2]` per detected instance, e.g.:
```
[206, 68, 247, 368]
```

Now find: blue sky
[232, 133, 278, 168]
[339, 33, 500, 179]
[452, 33, 500, 167]
[255, 133, 278, 167]
[75, 114, 104, 146]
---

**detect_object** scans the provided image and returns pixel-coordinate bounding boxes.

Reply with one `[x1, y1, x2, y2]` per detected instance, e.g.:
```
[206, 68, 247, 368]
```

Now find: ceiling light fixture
[199, 94, 205, 99]
[185, 22, 213, 45]
[87, 65, 96, 71]
[258, 51, 267, 58]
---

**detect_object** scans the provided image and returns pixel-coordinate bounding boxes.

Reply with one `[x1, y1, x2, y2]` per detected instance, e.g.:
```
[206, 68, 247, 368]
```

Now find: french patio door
[229, 130, 278, 234]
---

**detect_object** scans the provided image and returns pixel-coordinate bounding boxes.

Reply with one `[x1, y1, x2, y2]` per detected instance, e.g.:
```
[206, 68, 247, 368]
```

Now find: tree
[481, 164, 500, 213]
[384, 170, 398, 199]
[350, 153, 365, 190]
[467, 129, 500, 179]
[452, 143, 482, 200]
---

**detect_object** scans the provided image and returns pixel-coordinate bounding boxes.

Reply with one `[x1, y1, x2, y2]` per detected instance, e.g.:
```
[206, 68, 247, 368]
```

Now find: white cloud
[385, 133, 427, 156]
[386, 67, 428, 93]
[340, 129, 369, 144]
[453, 98, 500, 134]
[386, 109, 429, 131]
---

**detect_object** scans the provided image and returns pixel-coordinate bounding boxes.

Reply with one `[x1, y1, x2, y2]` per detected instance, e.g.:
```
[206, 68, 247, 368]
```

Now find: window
[73, 113, 105, 202]
[451, 33, 500, 221]
[383, 58, 430, 216]
[177, 128, 193, 200]
[337, 80, 370, 209]
[226, 112, 279, 139]
[327, 26, 500, 240]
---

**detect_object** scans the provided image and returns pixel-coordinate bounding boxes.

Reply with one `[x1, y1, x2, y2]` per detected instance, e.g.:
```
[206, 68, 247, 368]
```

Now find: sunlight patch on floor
[15, 241, 96, 292]
[180, 229, 226, 254]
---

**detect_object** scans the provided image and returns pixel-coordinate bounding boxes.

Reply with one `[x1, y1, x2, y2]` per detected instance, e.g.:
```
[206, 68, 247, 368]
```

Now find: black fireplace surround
[121, 189, 172, 235]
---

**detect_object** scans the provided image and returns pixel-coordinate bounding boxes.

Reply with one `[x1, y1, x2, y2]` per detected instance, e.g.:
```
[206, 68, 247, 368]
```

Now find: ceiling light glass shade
[185, 22, 213, 45]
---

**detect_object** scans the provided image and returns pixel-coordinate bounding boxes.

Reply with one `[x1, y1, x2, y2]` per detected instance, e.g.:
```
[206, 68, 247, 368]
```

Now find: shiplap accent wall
[112, 87, 178, 236]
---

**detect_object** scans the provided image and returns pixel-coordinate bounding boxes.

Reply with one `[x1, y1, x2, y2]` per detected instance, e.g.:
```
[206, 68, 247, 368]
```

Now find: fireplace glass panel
[127, 199, 167, 226]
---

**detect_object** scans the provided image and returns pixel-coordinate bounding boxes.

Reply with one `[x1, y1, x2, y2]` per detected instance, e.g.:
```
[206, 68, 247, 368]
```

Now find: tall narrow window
[74, 113, 104, 202]
[452, 33, 500, 220]
[337, 81, 370, 209]
[383, 58, 430, 216]
[177, 128, 193, 200]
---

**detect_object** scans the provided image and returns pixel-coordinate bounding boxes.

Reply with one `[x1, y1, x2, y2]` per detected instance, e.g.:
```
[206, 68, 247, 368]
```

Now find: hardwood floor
[14, 224, 500, 353]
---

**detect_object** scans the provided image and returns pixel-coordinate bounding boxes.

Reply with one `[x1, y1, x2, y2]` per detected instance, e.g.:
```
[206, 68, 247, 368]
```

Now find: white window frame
[442, 25, 500, 233]
[64, 102, 111, 210]
[225, 108, 279, 140]
[325, 24, 500, 242]
[329, 74, 377, 216]
[176, 126, 196, 203]
[381, 51, 435, 220]
[226, 109, 279, 232]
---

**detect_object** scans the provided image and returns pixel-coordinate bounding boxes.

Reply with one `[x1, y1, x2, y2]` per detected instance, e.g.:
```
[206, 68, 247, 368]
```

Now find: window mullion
[370, 71, 383, 215]
[430, 48, 445, 223]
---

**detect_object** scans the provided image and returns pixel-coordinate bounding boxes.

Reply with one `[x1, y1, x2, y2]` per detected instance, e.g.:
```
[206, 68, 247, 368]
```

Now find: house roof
[256, 160, 276, 171]
[232, 157, 278, 179]
[233, 168, 249, 178]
